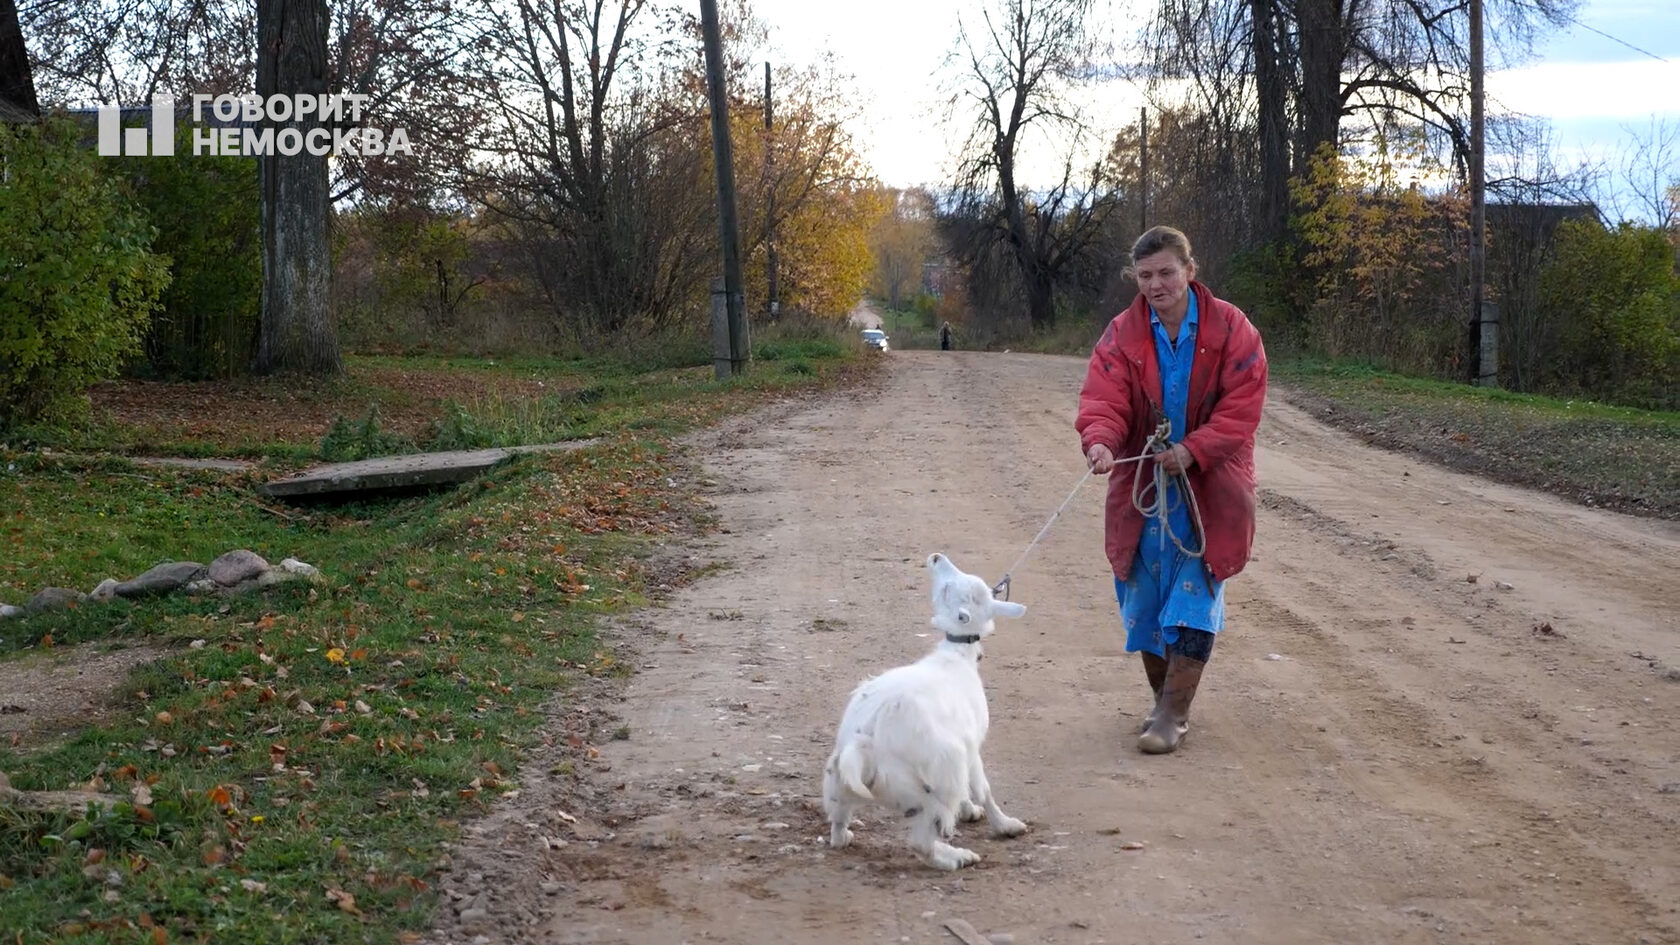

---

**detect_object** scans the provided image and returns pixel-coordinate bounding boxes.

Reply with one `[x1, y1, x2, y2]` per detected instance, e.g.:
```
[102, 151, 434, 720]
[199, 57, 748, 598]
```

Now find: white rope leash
[1129, 422, 1208, 561]
[991, 468, 1093, 600]
[990, 418, 1205, 601]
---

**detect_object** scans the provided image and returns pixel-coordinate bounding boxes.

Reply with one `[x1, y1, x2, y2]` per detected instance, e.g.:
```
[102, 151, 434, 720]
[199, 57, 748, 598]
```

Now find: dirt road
[430, 350, 1680, 945]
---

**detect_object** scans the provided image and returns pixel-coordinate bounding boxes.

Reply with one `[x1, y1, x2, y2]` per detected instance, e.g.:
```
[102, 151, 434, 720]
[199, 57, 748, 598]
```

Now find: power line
[1569, 19, 1670, 64]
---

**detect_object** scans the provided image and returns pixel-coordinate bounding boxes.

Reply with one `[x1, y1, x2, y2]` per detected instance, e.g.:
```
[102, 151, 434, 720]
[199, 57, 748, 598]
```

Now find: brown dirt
[87, 364, 558, 450]
[0, 642, 169, 750]
[419, 350, 1680, 945]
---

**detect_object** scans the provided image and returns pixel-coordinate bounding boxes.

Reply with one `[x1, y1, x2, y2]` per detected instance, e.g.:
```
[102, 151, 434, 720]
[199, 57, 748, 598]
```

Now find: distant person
[1074, 225, 1268, 755]
[940, 321, 953, 351]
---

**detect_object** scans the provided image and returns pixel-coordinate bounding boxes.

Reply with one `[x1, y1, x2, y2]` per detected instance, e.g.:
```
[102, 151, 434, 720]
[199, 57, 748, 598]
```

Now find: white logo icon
[97, 97, 175, 157]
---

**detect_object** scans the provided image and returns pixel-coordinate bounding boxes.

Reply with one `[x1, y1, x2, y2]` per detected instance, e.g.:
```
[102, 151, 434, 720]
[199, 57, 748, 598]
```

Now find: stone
[0, 604, 23, 620]
[184, 579, 219, 595]
[279, 558, 321, 579]
[115, 562, 208, 598]
[89, 578, 120, 602]
[209, 550, 269, 587]
[26, 587, 85, 613]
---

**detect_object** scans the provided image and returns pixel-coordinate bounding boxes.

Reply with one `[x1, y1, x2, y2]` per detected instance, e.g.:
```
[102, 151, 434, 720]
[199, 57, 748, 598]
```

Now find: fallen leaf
[1121, 841, 1146, 851]
[326, 648, 346, 665]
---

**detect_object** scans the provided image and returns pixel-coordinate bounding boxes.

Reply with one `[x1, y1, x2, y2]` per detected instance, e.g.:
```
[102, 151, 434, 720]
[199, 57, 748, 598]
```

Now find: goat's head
[925, 552, 1027, 639]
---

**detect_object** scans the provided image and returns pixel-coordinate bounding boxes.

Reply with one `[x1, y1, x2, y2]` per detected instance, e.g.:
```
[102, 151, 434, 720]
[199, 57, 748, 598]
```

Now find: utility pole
[765, 61, 780, 322]
[1470, 0, 1497, 387]
[700, 0, 748, 377]
[1139, 106, 1149, 235]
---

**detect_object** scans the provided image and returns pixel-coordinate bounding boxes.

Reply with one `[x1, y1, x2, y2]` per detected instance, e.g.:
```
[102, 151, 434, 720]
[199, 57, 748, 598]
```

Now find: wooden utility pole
[700, 0, 748, 377]
[1139, 106, 1149, 235]
[1470, 0, 1497, 387]
[765, 61, 780, 321]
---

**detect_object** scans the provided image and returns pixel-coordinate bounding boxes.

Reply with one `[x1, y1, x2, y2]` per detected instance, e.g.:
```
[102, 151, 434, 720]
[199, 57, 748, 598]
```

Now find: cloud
[1488, 60, 1680, 120]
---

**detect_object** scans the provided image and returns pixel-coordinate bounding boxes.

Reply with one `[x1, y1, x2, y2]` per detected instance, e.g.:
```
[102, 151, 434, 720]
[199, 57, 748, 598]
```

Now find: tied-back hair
[1124, 226, 1195, 282]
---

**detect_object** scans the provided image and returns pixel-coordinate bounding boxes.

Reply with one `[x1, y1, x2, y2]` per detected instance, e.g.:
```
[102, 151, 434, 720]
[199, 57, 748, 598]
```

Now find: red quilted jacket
[1075, 281, 1268, 582]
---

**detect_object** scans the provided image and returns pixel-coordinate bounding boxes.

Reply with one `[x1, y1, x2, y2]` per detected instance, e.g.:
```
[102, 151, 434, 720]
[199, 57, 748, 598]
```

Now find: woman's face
[1134, 250, 1193, 315]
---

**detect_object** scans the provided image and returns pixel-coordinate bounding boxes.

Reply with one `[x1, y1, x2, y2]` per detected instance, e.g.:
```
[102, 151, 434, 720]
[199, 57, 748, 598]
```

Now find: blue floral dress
[1115, 290, 1227, 656]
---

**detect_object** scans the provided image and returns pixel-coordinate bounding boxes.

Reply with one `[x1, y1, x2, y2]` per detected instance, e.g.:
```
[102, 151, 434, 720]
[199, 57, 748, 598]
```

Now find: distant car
[861, 328, 890, 352]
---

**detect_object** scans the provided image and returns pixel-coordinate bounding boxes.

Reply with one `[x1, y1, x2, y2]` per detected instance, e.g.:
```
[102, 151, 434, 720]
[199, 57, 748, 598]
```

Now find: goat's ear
[991, 600, 1027, 619]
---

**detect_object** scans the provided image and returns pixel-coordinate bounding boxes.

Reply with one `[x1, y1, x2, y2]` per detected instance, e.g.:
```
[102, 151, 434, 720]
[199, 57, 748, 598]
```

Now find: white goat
[821, 552, 1029, 870]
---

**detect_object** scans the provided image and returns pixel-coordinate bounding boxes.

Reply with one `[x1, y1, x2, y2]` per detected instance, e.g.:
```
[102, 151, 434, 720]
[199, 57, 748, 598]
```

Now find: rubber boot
[1138, 651, 1168, 733]
[1138, 648, 1208, 754]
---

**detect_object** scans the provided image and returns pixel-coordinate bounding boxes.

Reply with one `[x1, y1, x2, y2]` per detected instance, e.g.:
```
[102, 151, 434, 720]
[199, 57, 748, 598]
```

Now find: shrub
[0, 117, 171, 426]
[1536, 220, 1679, 409]
[115, 146, 261, 379]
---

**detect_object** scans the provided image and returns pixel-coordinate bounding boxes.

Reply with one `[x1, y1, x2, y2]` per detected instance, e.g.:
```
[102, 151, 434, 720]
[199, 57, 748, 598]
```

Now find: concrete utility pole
[1470, 0, 1497, 387]
[765, 61, 780, 322]
[700, 0, 748, 377]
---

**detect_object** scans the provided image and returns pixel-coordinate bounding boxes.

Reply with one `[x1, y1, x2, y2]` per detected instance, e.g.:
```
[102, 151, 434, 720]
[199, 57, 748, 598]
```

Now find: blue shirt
[1150, 290, 1198, 445]
[1149, 291, 1199, 549]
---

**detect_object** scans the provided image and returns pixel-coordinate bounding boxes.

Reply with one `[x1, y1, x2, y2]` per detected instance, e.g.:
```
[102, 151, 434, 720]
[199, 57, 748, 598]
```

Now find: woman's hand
[1155, 443, 1195, 475]
[1086, 443, 1116, 475]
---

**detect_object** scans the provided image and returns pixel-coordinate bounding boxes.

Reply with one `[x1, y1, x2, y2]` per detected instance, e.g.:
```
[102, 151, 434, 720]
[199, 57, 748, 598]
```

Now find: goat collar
[944, 632, 982, 645]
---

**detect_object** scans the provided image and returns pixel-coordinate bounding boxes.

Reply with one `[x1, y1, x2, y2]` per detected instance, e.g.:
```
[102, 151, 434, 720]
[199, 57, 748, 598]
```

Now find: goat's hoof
[958, 800, 984, 823]
[990, 815, 1027, 838]
[927, 844, 980, 870]
[829, 827, 854, 849]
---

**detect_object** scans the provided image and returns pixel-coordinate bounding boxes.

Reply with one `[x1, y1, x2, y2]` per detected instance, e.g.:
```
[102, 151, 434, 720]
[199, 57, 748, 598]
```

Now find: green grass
[0, 330, 867, 464]
[0, 332, 872, 943]
[1274, 357, 1680, 518]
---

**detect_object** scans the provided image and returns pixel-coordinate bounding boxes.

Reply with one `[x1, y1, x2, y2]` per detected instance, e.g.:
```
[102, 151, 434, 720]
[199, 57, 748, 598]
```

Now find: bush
[0, 117, 171, 426]
[115, 145, 261, 379]
[1536, 221, 1679, 409]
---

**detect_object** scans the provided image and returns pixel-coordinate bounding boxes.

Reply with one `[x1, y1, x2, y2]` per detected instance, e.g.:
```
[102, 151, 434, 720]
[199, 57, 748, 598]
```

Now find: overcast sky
[750, 0, 1679, 202]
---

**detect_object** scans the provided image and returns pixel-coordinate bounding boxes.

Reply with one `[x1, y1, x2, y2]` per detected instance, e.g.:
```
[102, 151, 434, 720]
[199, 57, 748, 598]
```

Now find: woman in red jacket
[1076, 226, 1267, 754]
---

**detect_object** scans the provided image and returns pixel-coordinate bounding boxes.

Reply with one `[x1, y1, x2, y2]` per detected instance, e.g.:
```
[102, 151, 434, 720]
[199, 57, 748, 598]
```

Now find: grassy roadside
[0, 327, 875, 944]
[1273, 359, 1680, 520]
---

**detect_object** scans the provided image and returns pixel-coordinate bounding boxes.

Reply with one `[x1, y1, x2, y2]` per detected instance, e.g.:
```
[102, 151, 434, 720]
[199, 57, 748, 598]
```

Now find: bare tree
[471, 0, 709, 334]
[1612, 116, 1679, 230]
[947, 0, 1119, 330]
[20, 0, 253, 105]
[1138, 0, 1578, 242]
[254, 0, 340, 375]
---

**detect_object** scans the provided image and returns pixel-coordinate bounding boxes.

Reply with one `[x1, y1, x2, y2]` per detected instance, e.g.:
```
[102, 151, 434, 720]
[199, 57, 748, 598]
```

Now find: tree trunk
[1024, 268, 1055, 330]
[1249, 0, 1289, 243]
[1293, 0, 1345, 172]
[0, 0, 38, 118]
[254, 0, 340, 376]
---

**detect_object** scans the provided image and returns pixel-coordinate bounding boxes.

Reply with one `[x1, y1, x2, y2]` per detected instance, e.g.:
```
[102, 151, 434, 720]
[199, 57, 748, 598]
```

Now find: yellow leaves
[325, 648, 346, 665]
